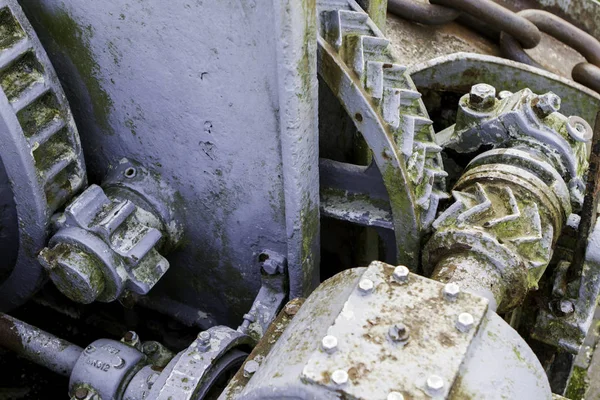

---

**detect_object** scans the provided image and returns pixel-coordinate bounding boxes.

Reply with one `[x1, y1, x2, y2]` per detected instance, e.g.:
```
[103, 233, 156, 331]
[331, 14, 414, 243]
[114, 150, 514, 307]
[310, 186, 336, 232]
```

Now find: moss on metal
[22, 4, 114, 135]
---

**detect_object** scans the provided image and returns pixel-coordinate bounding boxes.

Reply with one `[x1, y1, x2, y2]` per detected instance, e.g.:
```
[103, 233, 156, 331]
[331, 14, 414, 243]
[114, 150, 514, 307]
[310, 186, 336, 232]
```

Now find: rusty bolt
[331, 369, 349, 385]
[533, 92, 561, 118]
[358, 278, 374, 294]
[392, 266, 409, 283]
[321, 335, 338, 354]
[387, 392, 405, 400]
[142, 341, 158, 355]
[388, 324, 409, 343]
[284, 302, 301, 316]
[456, 313, 475, 333]
[124, 331, 138, 343]
[243, 360, 259, 378]
[426, 375, 444, 393]
[74, 387, 89, 400]
[443, 283, 460, 301]
[469, 84, 496, 110]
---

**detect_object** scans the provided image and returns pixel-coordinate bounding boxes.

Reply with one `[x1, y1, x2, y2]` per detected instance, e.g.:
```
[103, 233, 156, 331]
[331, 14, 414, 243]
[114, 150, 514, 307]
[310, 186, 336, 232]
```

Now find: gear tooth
[366, 61, 384, 99]
[318, 0, 447, 228]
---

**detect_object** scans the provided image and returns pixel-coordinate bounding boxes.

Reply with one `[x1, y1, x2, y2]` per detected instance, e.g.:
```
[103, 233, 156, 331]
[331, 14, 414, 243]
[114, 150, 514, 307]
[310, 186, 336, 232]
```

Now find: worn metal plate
[302, 261, 488, 399]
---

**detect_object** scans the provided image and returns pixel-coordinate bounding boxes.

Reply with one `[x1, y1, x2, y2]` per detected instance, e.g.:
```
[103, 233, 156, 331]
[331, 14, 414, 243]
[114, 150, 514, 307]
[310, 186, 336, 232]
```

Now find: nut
[456, 312, 475, 332]
[331, 369, 349, 385]
[469, 84, 496, 110]
[74, 387, 89, 400]
[392, 266, 409, 283]
[498, 90, 513, 100]
[243, 360, 260, 378]
[566, 115, 592, 142]
[387, 392, 405, 400]
[533, 92, 561, 118]
[124, 331, 138, 343]
[358, 278, 374, 294]
[284, 302, 301, 316]
[426, 375, 444, 392]
[321, 335, 338, 353]
[388, 324, 409, 343]
[443, 283, 460, 301]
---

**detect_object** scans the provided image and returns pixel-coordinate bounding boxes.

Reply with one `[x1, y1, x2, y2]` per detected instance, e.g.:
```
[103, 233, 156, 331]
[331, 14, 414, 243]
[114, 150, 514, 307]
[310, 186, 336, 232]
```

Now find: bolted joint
[243, 359, 260, 378]
[388, 323, 410, 343]
[532, 92, 561, 118]
[456, 313, 475, 333]
[196, 331, 212, 351]
[469, 83, 497, 111]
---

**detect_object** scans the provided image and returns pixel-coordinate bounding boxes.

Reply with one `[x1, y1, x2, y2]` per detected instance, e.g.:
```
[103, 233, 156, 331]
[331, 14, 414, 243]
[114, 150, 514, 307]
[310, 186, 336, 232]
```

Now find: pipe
[0, 313, 83, 376]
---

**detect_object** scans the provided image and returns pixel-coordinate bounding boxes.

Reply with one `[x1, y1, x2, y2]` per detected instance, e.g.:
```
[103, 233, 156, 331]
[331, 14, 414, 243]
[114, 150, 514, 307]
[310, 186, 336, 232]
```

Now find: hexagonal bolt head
[392, 265, 409, 284]
[331, 369, 349, 385]
[387, 392, 405, 400]
[443, 283, 460, 301]
[321, 335, 338, 354]
[243, 360, 260, 378]
[456, 312, 475, 333]
[533, 92, 561, 118]
[498, 90, 513, 100]
[358, 278, 374, 294]
[38, 243, 106, 304]
[196, 331, 212, 351]
[426, 375, 445, 393]
[469, 84, 496, 110]
[388, 324, 409, 343]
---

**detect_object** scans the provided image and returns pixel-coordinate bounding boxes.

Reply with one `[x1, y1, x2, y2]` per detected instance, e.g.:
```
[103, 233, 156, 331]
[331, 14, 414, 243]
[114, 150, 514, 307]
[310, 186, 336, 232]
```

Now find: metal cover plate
[302, 261, 488, 399]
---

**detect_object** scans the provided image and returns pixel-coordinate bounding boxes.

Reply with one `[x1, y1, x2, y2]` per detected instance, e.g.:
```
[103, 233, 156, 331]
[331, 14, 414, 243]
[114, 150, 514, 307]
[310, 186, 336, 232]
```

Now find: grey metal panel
[18, 0, 319, 324]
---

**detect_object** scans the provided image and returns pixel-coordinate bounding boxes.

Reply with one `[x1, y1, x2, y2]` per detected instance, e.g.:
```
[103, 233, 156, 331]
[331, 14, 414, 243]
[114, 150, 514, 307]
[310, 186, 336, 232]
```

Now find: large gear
[0, 0, 86, 310]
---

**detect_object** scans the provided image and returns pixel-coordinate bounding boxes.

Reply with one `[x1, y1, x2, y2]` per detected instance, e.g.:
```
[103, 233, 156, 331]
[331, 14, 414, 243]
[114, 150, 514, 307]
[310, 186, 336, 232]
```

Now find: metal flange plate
[302, 261, 488, 399]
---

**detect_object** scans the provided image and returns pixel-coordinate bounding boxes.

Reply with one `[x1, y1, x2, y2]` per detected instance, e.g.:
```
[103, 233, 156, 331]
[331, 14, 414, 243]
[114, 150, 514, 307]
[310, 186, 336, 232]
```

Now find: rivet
[392, 266, 409, 283]
[358, 279, 374, 294]
[456, 312, 475, 332]
[426, 375, 444, 392]
[387, 392, 405, 400]
[443, 283, 460, 301]
[331, 369, 349, 385]
[321, 335, 338, 353]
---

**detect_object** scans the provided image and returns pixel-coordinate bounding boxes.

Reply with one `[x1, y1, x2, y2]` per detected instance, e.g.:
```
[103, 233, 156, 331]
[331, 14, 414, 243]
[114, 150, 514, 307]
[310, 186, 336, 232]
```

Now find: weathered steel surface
[17, 0, 319, 325]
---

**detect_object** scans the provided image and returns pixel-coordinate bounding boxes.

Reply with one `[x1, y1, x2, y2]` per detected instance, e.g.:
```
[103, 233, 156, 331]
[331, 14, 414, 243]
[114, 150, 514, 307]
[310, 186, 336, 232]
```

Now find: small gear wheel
[0, 0, 86, 310]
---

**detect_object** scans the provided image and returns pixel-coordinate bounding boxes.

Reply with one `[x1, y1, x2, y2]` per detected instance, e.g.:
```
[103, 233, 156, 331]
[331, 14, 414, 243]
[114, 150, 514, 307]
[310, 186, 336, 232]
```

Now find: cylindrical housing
[0, 313, 83, 376]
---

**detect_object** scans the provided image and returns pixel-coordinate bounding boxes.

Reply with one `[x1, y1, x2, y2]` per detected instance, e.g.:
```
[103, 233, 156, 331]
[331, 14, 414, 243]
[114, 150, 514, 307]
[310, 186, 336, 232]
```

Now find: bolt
[124, 331, 138, 343]
[469, 84, 496, 110]
[456, 313, 475, 333]
[74, 387, 89, 400]
[243, 360, 260, 378]
[387, 392, 405, 400]
[443, 283, 460, 301]
[426, 375, 444, 393]
[321, 335, 338, 353]
[331, 369, 349, 385]
[261, 258, 280, 275]
[142, 341, 159, 355]
[567, 116, 593, 142]
[284, 302, 301, 316]
[533, 92, 561, 118]
[392, 266, 409, 283]
[388, 324, 409, 343]
[198, 331, 211, 344]
[559, 299, 575, 315]
[358, 278, 374, 294]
